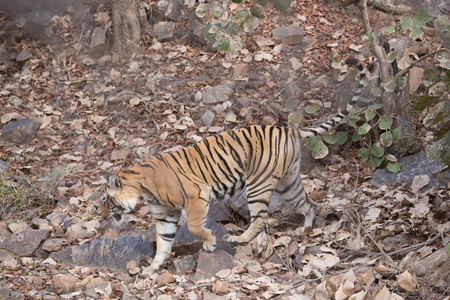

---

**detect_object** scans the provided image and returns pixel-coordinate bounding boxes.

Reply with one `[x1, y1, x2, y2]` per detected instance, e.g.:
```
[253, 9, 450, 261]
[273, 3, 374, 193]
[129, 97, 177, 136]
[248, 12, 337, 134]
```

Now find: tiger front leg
[185, 197, 217, 252]
[143, 205, 181, 276]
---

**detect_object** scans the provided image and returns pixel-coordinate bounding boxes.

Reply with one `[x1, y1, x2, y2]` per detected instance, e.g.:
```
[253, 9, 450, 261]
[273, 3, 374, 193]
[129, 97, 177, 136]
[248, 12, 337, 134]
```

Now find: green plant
[158, 0, 292, 55]
[415, 69, 450, 171]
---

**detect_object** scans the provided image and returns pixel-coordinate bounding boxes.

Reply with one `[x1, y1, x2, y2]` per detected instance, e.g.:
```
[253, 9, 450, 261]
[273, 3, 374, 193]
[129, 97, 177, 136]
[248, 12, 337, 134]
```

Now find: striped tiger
[99, 58, 365, 274]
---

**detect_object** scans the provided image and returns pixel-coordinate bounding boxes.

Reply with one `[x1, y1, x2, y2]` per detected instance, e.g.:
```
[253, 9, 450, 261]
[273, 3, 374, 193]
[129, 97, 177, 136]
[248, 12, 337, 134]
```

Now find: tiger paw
[223, 234, 248, 245]
[202, 240, 217, 252]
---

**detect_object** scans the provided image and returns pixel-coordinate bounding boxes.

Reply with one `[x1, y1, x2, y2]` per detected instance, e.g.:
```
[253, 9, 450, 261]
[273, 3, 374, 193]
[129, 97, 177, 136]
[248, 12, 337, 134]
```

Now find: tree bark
[111, 0, 141, 61]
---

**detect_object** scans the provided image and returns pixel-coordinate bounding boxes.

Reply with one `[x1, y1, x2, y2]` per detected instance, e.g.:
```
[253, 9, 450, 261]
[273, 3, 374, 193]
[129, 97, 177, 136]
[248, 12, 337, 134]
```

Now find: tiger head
[99, 174, 141, 221]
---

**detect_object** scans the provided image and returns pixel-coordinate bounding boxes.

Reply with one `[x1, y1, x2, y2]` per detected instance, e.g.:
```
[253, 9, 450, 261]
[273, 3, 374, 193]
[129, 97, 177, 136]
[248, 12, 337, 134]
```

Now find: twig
[393, 48, 449, 80]
[345, 208, 399, 270]
[352, 158, 359, 192]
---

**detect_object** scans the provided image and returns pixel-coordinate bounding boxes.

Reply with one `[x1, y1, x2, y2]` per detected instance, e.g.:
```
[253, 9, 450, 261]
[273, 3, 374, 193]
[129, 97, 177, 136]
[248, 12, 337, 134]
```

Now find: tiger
[99, 58, 365, 275]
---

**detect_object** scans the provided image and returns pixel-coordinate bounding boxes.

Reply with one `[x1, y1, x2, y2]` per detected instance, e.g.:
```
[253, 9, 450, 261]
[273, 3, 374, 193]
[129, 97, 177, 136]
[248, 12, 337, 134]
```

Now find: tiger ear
[106, 175, 121, 190]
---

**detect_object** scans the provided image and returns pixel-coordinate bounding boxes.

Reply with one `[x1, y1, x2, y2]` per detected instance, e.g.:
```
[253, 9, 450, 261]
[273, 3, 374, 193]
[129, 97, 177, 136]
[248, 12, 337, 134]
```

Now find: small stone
[202, 85, 234, 104]
[156, 270, 175, 286]
[90, 27, 106, 54]
[1, 255, 18, 268]
[262, 115, 277, 125]
[310, 75, 332, 88]
[153, 22, 175, 42]
[171, 255, 196, 275]
[8, 222, 29, 233]
[85, 278, 108, 298]
[2, 118, 40, 144]
[236, 97, 251, 108]
[194, 249, 238, 280]
[284, 83, 302, 99]
[272, 26, 305, 45]
[233, 64, 249, 78]
[201, 110, 215, 127]
[42, 238, 65, 252]
[52, 274, 80, 293]
[0, 228, 49, 257]
[16, 49, 33, 62]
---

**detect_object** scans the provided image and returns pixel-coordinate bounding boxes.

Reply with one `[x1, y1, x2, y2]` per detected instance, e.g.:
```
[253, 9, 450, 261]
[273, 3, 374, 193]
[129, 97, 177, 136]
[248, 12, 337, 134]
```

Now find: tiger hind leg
[143, 204, 181, 275]
[276, 162, 316, 230]
[224, 181, 274, 244]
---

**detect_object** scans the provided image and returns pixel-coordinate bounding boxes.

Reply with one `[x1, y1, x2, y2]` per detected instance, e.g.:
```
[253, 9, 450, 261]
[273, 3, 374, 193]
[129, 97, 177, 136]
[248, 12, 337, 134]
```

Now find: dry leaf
[398, 270, 416, 291]
[335, 280, 355, 300]
[411, 175, 430, 193]
[374, 285, 391, 300]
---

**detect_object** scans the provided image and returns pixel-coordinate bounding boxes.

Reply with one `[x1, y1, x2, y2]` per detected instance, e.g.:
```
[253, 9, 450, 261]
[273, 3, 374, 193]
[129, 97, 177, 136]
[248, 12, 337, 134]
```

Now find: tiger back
[100, 58, 365, 275]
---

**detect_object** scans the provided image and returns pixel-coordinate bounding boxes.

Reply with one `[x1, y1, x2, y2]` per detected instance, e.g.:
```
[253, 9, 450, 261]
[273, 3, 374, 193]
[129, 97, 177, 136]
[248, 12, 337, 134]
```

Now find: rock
[272, 26, 305, 45]
[160, 0, 184, 20]
[170, 255, 196, 275]
[8, 222, 29, 233]
[262, 115, 276, 125]
[46, 211, 71, 227]
[190, 18, 206, 45]
[194, 249, 238, 280]
[202, 85, 234, 104]
[310, 75, 332, 88]
[51, 236, 155, 272]
[90, 27, 106, 56]
[236, 97, 251, 108]
[16, 49, 33, 62]
[0, 288, 22, 299]
[2, 118, 40, 144]
[233, 64, 249, 78]
[0, 47, 13, 64]
[85, 278, 109, 298]
[201, 109, 215, 127]
[19, 10, 54, 41]
[153, 22, 175, 42]
[1, 255, 18, 268]
[0, 160, 8, 173]
[52, 274, 79, 293]
[172, 219, 233, 256]
[0, 228, 49, 257]
[8, 96, 23, 108]
[283, 83, 302, 99]
[208, 200, 231, 222]
[42, 238, 66, 252]
[371, 151, 450, 188]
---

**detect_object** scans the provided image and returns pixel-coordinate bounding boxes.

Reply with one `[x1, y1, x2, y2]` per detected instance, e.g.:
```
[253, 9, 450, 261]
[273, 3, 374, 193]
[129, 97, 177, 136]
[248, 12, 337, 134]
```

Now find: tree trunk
[111, 0, 141, 61]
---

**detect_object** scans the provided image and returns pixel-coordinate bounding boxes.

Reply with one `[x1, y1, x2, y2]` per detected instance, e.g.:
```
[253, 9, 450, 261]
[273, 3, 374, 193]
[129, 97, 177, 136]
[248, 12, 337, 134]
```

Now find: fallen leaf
[398, 270, 416, 291]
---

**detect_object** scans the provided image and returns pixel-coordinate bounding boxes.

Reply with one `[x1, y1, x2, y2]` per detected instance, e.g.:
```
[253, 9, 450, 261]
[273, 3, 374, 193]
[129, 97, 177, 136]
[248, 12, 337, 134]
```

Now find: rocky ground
[0, 0, 449, 299]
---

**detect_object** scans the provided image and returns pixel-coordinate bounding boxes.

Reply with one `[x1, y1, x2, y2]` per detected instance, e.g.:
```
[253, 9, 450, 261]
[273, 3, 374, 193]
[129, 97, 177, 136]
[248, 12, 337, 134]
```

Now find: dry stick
[393, 48, 450, 81]
[344, 208, 399, 270]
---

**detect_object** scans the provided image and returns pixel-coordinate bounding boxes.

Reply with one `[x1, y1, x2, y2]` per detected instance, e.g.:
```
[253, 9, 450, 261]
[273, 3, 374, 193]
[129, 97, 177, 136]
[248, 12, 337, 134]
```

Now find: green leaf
[337, 131, 348, 145]
[372, 156, 385, 168]
[367, 103, 384, 111]
[226, 22, 239, 35]
[414, 95, 439, 110]
[380, 131, 393, 146]
[250, 4, 265, 19]
[305, 136, 320, 150]
[285, 99, 298, 111]
[218, 38, 230, 52]
[358, 123, 372, 135]
[352, 131, 361, 142]
[232, 0, 243, 3]
[273, 0, 291, 12]
[257, 0, 268, 7]
[371, 141, 385, 158]
[236, 9, 251, 27]
[365, 109, 377, 122]
[379, 114, 393, 130]
[400, 16, 412, 30]
[366, 32, 376, 43]
[413, 9, 432, 27]
[386, 25, 395, 33]
[387, 162, 401, 173]
[304, 103, 321, 114]
[347, 114, 361, 127]
[410, 26, 424, 39]
[288, 110, 303, 127]
[323, 132, 338, 144]
[358, 148, 370, 161]
[383, 78, 396, 93]
[392, 127, 401, 141]
[385, 154, 397, 162]
[424, 67, 440, 82]
[312, 140, 329, 159]
[386, 51, 398, 63]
